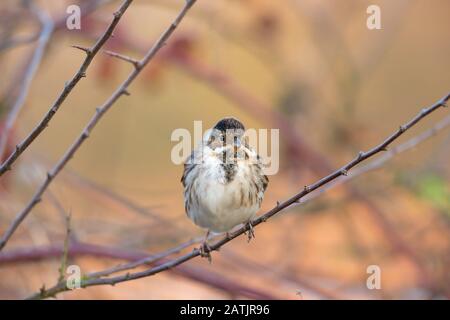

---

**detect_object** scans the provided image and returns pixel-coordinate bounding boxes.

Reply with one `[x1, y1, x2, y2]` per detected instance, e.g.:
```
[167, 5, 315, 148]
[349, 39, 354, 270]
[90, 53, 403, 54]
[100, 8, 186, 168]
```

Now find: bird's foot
[199, 240, 212, 263]
[198, 230, 212, 262]
[245, 220, 255, 243]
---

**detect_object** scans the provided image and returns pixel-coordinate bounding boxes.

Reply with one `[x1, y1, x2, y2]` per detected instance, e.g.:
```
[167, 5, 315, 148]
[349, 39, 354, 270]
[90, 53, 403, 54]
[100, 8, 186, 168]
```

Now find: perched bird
[181, 117, 268, 258]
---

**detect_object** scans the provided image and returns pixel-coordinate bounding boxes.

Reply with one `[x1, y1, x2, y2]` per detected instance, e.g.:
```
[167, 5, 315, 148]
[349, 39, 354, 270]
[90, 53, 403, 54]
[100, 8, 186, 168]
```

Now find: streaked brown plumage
[181, 117, 268, 257]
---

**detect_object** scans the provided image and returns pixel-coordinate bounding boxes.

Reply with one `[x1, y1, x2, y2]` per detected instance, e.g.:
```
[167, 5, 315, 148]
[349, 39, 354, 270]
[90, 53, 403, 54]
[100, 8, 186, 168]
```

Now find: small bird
[181, 117, 268, 258]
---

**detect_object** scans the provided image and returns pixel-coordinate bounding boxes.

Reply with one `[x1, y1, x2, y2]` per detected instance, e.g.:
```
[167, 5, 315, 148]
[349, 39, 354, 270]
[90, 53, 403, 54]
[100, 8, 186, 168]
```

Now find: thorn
[421, 108, 428, 115]
[113, 11, 121, 18]
[341, 169, 348, 176]
[15, 145, 20, 152]
[71, 45, 91, 55]
[122, 89, 130, 96]
[357, 151, 364, 159]
[399, 125, 406, 133]
[276, 200, 280, 207]
[442, 101, 448, 108]
[79, 72, 86, 78]
[381, 146, 388, 151]
[104, 50, 139, 68]
[304, 185, 311, 193]
[46, 172, 52, 180]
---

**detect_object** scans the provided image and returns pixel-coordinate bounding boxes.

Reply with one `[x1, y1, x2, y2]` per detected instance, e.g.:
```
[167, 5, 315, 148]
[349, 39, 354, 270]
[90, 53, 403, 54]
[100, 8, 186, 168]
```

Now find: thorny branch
[0, 240, 277, 300]
[0, 0, 133, 175]
[28, 92, 450, 299]
[296, 113, 450, 206]
[0, 0, 197, 251]
[57, 213, 71, 283]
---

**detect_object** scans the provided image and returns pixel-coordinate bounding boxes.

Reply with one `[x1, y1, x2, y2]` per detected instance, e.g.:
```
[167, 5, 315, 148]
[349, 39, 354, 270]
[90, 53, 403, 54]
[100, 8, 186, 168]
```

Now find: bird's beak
[234, 137, 241, 148]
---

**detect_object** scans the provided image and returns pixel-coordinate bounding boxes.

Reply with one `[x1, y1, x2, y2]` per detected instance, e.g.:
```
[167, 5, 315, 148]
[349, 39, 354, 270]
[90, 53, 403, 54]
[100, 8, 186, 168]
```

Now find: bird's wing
[181, 150, 197, 187]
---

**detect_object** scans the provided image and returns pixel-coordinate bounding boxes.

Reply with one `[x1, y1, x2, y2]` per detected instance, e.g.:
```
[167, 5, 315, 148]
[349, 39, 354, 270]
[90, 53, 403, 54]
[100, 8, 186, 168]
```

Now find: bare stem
[0, 0, 133, 175]
[0, 240, 276, 300]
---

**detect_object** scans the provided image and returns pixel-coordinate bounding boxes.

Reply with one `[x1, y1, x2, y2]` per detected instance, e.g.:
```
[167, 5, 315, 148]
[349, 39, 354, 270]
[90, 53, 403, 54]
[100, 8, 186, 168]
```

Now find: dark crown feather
[213, 117, 245, 132]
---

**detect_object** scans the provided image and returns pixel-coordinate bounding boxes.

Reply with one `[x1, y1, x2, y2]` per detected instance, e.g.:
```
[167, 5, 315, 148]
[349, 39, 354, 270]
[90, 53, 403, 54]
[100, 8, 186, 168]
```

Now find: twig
[57, 213, 71, 282]
[86, 236, 203, 279]
[295, 113, 450, 206]
[26, 92, 450, 299]
[0, 0, 197, 251]
[104, 50, 140, 68]
[0, 0, 133, 175]
[0, 241, 277, 300]
[0, 2, 54, 161]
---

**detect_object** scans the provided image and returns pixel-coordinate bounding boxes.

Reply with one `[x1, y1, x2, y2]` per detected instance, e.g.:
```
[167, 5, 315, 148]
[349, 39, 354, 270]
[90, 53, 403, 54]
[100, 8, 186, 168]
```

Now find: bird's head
[207, 117, 245, 150]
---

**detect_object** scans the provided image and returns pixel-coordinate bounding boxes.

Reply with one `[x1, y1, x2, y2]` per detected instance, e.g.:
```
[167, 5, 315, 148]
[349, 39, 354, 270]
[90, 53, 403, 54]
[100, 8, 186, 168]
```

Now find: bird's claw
[245, 221, 255, 242]
[199, 242, 212, 263]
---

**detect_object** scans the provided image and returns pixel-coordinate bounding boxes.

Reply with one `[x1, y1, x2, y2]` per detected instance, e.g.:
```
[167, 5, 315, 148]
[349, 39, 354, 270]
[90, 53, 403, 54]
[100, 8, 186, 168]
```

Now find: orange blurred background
[0, 0, 449, 299]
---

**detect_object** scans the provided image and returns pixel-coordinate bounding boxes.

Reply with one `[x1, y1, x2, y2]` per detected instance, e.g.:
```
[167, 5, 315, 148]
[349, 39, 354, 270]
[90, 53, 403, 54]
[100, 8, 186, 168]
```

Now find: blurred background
[0, 0, 449, 299]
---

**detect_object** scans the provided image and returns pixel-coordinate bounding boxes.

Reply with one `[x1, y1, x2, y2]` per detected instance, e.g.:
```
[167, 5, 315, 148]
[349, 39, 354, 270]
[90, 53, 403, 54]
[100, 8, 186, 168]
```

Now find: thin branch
[104, 50, 140, 68]
[86, 236, 203, 279]
[28, 92, 450, 299]
[0, 0, 134, 176]
[0, 241, 277, 300]
[0, 0, 197, 251]
[295, 113, 450, 206]
[71, 45, 91, 54]
[57, 213, 71, 282]
[0, 2, 54, 161]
